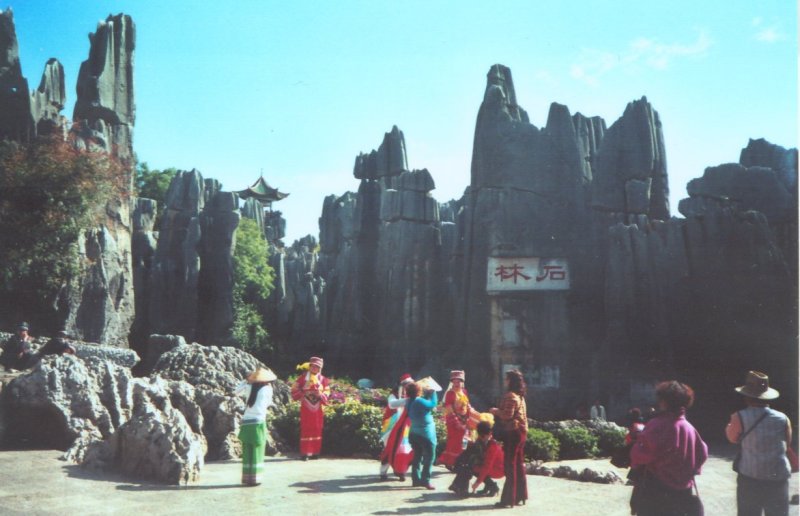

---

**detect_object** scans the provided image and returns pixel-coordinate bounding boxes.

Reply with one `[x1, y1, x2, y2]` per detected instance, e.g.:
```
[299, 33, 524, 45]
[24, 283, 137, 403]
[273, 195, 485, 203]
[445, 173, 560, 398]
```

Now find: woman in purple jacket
[630, 381, 708, 516]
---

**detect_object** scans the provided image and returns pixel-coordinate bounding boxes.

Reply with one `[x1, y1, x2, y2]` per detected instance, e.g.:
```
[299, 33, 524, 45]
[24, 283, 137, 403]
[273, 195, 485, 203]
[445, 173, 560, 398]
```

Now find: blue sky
[8, 1, 797, 242]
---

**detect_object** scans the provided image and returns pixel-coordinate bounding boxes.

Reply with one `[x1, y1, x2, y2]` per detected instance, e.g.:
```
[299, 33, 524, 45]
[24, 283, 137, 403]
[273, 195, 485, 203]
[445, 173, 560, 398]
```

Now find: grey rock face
[142, 170, 240, 345]
[0, 8, 33, 142]
[73, 13, 135, 165]
[57, 13, 137, 347]
[148, 170, 204, 340]
[30, 58, 67, 137]
[73, 342, 140, 368]
[130, 198, 158, 353]
[197, 191, 239, 346]
[591, 97, 669, 220]
[152, 342, 288, 460]
[58, 216, 136, 347]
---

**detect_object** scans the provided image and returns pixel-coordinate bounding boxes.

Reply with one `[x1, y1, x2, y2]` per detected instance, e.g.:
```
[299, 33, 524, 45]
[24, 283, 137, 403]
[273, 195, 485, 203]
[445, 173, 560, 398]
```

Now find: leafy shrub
[556, 426, 599, 459]
[232, 217, 274, 354]
[134, 162, 176, 227]
[322, 400, 383, 457]
[270, 400, 301, 449]
[525, 428, 560, 462]
[434, 415, 447, 458]
[595, 425, 627, 457]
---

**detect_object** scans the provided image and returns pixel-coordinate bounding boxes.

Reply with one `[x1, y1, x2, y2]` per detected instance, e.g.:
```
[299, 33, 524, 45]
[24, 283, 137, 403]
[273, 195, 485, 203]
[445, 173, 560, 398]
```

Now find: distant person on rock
[726, 370, 792, 516]
[36, 330, 76, 360]
[590, 399, 607, 421]
[379, 373, 415, 481]
[449, 420, 504, 498]
[0, 322, 34, 371]
[630, 381, 707, 516]
[235, 367, 276, 486]
[437, 370, 473, 469]
[291, 356, 330, 460]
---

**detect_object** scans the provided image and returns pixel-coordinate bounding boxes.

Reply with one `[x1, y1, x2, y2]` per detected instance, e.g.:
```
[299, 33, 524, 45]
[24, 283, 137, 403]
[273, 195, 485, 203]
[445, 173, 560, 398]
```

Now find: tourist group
[235, 354, 794, 515]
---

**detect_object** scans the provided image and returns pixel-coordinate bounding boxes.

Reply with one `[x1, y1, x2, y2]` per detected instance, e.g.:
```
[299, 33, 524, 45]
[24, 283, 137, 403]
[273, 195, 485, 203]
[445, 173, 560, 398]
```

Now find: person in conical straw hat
[726, 371, 792, 516]
[235, 366, 277, 486]
[291, 356, 330, 460]
[379, 373, 415, 481]
[437, 370, 473, 469]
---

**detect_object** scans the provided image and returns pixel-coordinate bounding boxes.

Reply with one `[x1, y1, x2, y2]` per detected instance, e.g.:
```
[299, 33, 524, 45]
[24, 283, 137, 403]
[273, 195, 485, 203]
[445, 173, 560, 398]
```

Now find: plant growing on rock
[0, 136, 127, 329]
[232, 217, 274, 355]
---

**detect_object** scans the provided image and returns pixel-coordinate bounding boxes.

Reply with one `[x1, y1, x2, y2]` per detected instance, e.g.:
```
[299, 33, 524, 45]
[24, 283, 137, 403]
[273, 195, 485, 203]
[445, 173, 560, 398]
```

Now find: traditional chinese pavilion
[235, 176, 289, 209]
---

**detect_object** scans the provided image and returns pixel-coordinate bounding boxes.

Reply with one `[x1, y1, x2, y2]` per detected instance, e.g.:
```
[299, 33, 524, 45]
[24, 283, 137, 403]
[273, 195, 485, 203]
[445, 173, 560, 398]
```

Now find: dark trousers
[632, 473, 702, 516]
[409, 433, 434, 486]
[737, 474, 789, 516]
[500, 428, 527, 506]
[450, 463, 498, 494]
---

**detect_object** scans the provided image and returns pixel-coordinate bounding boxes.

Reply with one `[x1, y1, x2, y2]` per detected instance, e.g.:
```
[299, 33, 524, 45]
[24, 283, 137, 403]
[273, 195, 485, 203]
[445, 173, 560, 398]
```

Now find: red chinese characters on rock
[535, 265, 566, 282]
[494, 264, 531, 284]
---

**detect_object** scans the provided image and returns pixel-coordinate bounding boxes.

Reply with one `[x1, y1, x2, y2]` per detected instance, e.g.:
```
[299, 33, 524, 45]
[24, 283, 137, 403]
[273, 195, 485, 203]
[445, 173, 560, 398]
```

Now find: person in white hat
[291, 356, 330, 460]
[726, 371, 792, 516]
[235, 367, 277, 486]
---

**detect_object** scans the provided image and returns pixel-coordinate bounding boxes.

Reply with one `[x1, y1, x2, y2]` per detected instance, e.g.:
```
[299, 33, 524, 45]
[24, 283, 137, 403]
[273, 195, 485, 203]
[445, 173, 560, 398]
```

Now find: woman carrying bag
[490, 369, 528, 508]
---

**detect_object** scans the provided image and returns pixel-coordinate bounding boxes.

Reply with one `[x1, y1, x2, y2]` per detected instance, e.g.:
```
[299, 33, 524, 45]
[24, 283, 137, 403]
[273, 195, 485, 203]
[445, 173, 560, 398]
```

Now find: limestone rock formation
[30, 58, 67, 137]
[0, 8, 33, 142]
[147, 169, 204, 339]
[151, 342, 289, 460]
[130, 198, 159, 355]
[58, 13, 137, 347]
[72, 13, 135, 165]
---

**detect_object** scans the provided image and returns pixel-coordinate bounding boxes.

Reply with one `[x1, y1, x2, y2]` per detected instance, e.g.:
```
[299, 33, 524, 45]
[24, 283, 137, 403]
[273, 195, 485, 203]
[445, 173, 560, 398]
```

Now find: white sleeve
[262, 384, 274, 410]
[388, 394, 408, 409]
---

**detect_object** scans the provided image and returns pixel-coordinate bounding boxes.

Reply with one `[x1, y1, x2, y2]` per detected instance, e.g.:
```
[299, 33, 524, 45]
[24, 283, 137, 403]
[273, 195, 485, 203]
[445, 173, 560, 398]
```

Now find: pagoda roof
[235, 176, 289, 202]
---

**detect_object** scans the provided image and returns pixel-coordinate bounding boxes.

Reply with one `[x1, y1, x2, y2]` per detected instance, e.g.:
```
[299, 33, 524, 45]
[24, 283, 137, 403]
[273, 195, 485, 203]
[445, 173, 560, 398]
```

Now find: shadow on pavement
[290, 474, 417, 494]
[117, 484, 245, 491]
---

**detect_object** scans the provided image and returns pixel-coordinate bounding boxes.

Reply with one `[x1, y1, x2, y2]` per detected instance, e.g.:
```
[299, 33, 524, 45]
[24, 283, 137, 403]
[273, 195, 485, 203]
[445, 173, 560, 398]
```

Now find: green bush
[556, 426, 599, 459]
[525, 428, 560, 462]
[434, 415, 447, 458]
[322, 400, 383, 457]
[595, 426, 627, 457]
[270, 399, 384, 457]
[270, 401, 301, 449]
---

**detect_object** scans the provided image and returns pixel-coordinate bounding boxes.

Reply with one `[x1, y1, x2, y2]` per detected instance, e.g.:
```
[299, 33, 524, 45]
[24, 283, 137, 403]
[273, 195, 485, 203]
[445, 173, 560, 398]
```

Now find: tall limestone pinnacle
[72, 13, 136, 168]
[0, 7, 34, 141]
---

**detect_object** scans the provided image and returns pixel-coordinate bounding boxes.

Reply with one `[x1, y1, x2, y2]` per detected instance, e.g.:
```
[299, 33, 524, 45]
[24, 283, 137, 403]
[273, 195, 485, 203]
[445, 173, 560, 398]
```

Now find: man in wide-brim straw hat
[726, 371, 792, 516]
[291, 356, 330, 460]
[235, 367, 277, 485]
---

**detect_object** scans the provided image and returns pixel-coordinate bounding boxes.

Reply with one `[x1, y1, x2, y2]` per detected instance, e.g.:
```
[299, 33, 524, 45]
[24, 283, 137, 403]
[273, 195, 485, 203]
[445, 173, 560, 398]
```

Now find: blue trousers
[409, 433, 435, 486]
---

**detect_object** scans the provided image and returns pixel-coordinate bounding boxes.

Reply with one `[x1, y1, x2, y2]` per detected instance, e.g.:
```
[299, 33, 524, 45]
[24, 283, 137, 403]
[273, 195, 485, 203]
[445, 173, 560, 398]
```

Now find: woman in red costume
[379, 373, 415, 481]
[437, 370, 472, 469]
[291, 356, 330, 460]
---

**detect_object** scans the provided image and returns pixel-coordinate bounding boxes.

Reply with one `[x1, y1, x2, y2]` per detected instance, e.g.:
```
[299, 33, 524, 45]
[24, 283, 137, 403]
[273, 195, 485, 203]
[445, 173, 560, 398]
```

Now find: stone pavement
[0, 450, 796, 515]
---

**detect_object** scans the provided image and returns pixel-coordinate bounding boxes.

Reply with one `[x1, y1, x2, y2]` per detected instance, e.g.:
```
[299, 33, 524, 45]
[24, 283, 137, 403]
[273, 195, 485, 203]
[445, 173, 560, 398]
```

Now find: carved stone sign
[487, 257, 569, 292]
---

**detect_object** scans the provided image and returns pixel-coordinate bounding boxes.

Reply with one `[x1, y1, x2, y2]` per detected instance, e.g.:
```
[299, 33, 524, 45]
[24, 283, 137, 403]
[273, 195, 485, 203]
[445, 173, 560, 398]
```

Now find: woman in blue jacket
[406, 382, 438, 489]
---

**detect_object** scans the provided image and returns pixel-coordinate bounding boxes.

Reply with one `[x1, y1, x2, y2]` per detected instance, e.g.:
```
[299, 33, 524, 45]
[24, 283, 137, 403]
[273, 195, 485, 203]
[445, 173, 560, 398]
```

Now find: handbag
[610, 442, 632, 468]
[732, 410, 769, 473]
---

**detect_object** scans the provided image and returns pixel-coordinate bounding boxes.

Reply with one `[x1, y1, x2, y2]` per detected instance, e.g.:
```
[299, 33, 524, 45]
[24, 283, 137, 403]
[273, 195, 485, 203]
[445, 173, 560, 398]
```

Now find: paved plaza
[0, 449, 796, 515]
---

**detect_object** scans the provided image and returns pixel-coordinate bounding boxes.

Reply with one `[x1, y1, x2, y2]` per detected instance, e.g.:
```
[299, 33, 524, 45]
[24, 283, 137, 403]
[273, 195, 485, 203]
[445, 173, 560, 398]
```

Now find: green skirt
[239, 421, 267, 485]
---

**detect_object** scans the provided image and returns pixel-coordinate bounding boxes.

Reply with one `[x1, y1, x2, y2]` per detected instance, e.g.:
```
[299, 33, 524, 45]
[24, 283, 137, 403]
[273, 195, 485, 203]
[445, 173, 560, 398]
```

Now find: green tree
[134, 162, 176, 227]
[0, 136, 127, 329]
[232, 217, 274, 355]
